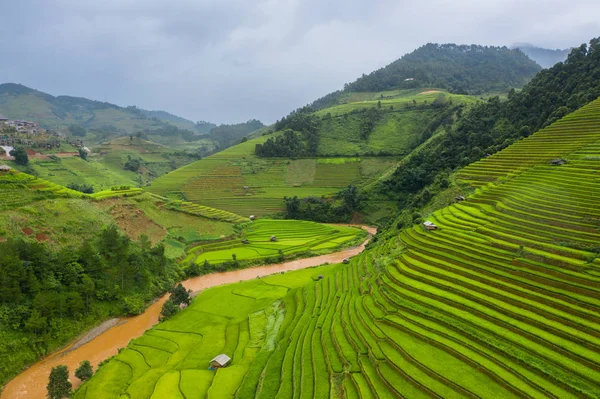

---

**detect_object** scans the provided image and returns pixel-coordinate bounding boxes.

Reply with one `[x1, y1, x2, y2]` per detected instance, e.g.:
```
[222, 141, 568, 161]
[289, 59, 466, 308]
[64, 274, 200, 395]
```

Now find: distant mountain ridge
[311, 43, 541, 110]
[514, 43, 571, 68]
[0, 83, 205, 133]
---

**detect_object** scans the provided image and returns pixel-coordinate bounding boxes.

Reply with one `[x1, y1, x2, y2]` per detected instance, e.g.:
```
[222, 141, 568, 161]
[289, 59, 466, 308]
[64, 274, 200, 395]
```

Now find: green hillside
[76, 95, 600, 399]
[0, 84, 194, 133]
[146, 89, 476, 219]
[146, 133, 394, 217]
[0, 84, 264, 150]
[311, 43, 541, 110]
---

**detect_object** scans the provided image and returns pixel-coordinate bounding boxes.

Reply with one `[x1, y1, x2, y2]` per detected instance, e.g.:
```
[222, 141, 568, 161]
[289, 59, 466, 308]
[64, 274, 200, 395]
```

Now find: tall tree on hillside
[47, 365, 72, 399]
[9, 147, 28, 165]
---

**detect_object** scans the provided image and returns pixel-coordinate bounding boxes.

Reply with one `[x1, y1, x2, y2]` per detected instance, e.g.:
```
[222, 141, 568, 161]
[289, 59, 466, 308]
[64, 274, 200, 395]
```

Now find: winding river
[1, 225, 376, 399]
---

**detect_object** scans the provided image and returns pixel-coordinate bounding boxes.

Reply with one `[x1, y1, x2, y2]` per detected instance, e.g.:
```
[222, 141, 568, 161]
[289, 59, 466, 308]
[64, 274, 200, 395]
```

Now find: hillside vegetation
[76, 92, 600, 399]
[311, 43, 541, 110]
[147, 132, 396, 217]
[377, 37, 600, 221]
[0, 84, 264, 152]
[0, 167, 366, 388]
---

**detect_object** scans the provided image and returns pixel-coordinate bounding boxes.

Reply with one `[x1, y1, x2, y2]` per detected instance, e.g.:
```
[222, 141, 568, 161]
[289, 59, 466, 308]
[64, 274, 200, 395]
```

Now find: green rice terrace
[76, 98, 600, 398]
[182, 219, 365, 266]
[146, 137, 394, 217]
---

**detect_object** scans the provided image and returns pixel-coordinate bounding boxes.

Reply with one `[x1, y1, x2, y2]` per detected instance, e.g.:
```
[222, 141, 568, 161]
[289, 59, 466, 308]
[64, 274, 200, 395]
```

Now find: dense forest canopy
[383, 37, 600, 204]
[311, 43, 541, 110]
[256, 108, 319, 157]
[0, 227, 180, 385]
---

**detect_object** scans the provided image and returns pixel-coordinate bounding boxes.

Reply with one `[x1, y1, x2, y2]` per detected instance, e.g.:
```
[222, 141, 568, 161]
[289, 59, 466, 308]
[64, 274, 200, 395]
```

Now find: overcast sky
[0, 0, 598, 124]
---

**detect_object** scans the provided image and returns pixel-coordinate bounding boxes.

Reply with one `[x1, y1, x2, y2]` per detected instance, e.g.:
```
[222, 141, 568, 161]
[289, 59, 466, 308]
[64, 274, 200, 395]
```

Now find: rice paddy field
[146, 136, 394, 217]
[0, 171, 241, 256]
[313, 90, 477, 118]
[77, 98, 600, 398]
[182, 219, 365, 266]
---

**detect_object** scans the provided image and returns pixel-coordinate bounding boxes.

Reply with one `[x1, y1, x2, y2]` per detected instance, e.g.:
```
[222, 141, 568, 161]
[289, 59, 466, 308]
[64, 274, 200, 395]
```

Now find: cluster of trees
[207, 119, 264, 149]
[310, 44, 541, 110]
[345, 44, 541, 95]
[124, 155, 141, 172]
[9, 147, 29, 165]
[383, 37, 600, 207]
[66, 183, 94, 194]
[284, 185, 362, 223]
[159, 283, 192, 321]
[47, 361, 93, 399]
[256, 108, 319, 157]
[0, 227, 179, 384]
[359, 107, 383, 139]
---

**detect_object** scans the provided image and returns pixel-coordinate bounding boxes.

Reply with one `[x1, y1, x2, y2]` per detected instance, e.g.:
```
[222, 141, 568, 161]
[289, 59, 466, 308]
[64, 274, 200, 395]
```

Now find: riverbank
[1, 225, 375, 399]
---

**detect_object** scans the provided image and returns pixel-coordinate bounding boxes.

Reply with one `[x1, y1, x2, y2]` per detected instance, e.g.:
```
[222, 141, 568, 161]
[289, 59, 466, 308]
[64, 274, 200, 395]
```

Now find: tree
[74, 360, 93, 382]
[47, 365, 72, 399]
[169, 283, 191, 305]
[159, 299, 179, 321]
[124, 157, 141, 172]
[10, 147, 28, 165]
[78, 148, 88, 161]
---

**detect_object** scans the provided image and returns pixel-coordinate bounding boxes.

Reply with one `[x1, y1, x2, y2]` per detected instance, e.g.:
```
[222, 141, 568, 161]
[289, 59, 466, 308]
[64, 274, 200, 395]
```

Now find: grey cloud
[0, 0, 598, 124]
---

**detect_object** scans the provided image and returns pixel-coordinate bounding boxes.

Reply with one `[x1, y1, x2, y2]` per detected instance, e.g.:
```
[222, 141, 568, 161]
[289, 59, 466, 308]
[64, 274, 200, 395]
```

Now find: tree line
[0, 226, 180, 386]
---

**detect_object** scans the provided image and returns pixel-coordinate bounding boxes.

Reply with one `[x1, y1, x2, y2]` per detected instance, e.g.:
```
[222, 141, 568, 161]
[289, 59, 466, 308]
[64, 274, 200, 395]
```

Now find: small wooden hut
[249, 215, 256, 221]
[455, 195, 466, 202]
[210, 354, 231, 369]
[423, 221, 438, 230]
[270, 236, 277, 242]
[0, 165, 11, 172]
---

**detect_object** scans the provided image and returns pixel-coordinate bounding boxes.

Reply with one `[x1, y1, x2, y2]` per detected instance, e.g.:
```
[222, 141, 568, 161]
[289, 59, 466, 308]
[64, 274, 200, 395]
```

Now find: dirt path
[1, 225, 376, 399]
[418, 90, 442, 95]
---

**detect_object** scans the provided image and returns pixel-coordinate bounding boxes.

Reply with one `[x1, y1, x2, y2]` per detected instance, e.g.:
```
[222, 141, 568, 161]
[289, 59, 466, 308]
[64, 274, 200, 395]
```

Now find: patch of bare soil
[418, 90, 442, 95]
[22, 227, 34, 236]
[35, 232, 49, 241]
[109, 204, 167, 244]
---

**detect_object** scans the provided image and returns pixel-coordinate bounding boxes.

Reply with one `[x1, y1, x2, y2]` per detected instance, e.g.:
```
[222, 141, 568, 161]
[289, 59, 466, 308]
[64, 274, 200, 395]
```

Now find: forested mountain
[379, 37, 600, 217]
[311, 43, 541, 110]
[206, 119, 265, 149]
[0, 83, 264, 151]
[515, 43, 571, 68]
[0, 84, 203, 133]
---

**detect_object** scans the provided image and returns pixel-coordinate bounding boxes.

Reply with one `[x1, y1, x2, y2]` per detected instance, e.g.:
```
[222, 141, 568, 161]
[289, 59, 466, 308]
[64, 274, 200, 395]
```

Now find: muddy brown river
[1, 226, 376, 399]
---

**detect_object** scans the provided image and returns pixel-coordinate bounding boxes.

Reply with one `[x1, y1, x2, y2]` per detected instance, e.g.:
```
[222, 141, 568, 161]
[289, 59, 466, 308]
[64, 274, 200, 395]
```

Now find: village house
[210, 354, 231, 369]
[423, 221, 438, 230]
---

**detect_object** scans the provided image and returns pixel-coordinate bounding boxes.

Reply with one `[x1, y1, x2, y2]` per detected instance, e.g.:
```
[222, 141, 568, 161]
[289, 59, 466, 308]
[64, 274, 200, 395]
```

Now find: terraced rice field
[0, 170, 87, 209]
[73, 264, 346, 399]
[182, 219, 364, 266]
[147, 136, 388, 217]
[77, 98, 600, 398]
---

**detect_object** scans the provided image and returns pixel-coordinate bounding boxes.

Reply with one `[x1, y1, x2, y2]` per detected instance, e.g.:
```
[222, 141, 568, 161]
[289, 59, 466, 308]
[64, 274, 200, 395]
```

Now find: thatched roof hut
[270, 236, 277, 242]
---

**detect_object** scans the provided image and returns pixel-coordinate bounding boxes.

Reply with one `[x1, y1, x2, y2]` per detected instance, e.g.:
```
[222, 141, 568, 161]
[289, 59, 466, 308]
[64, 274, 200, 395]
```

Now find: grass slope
[146, 90, 470, 217]
[146, 135, 391, 217]
[79, 98, 600, 398]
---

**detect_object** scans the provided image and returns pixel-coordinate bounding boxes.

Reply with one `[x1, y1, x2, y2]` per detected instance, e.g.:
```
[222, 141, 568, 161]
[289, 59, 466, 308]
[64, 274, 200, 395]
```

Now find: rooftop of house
[211, 354, 231, 366]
